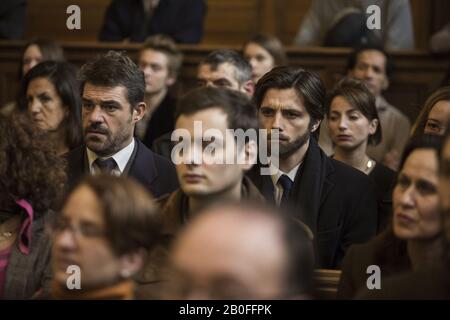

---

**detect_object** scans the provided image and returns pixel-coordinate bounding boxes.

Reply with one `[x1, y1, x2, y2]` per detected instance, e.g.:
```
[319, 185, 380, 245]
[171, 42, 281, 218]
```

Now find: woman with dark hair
[412, 86, 450, 137]
[337, 134, 444, 299]
[0, 113, 66, 299]
[243, 34, 287, 83]
[326, 77, 396, 230]
[18, 60, 83, 154]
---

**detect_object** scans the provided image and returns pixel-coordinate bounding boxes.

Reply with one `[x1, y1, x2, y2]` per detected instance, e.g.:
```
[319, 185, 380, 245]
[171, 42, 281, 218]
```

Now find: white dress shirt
[87, 139, 135, 176]
[270, 163, 301, 206]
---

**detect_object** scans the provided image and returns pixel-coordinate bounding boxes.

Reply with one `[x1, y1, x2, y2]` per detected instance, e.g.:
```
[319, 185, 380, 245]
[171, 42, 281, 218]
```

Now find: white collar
[269, 162, 301, 186]
[87, 139, 135, 174]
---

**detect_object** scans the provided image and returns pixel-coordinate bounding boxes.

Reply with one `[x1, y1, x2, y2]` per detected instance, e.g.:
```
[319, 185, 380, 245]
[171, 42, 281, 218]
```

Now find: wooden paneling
[1, 41, 449, 124]
[25, 0, 110, 42]
[21, 0, 442, 48]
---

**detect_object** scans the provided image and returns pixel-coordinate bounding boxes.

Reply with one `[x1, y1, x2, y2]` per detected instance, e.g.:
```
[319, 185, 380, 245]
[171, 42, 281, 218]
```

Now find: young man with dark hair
[197, 49, 254, 97]
[136, 87, 263, 297]
[66, 50, 178, 198]
[319, 45, 411, 170]
[135, 35, 183, 149]
[248, 66, 378, 269]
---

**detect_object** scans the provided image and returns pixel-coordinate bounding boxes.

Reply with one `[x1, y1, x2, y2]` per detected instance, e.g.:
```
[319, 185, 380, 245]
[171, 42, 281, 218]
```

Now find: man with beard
[248, 66, 378, 269]
[66, 51, 178, 198]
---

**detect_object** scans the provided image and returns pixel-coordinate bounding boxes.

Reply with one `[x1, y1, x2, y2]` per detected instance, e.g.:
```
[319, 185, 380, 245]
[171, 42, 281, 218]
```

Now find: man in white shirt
[66, 50, 178, 198]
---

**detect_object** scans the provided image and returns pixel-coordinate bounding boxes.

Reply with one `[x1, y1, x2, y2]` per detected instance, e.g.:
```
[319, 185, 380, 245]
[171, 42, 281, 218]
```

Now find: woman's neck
[334, 143, 371, 174]
[407, 237, 443, 271]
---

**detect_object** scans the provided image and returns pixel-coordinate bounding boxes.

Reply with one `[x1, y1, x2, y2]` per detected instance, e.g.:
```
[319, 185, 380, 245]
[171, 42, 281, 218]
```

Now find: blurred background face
[138, 49, 174, 95]
[244, 42, 275, 83]
[174, 108, 248, 198]
[393, 149, 441, 240]
[168, 209, 286, 299]
[22, 44, 43, 76]
[327, 95, 377, 151]
[349, 50, 388, 97]
[82, 84, 135, 157]
[197, 63, 242, 92]
[259, 88, 314, 157]
[27, 77, 66, 131]
[424, 100, 450, 135]
[52, 185, 124, 290]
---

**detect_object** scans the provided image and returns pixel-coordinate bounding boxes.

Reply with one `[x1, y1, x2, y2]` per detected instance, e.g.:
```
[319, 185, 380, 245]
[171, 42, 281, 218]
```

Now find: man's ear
[242, 80, 255, 97]
[133, 102, 147, 123]
[119, 249, 146, 279]
[310, 119, 321, 133]
[166, 75, 176, 87]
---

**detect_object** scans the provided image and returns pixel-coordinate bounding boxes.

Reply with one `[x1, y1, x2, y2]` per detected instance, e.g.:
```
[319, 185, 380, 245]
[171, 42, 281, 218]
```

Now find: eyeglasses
[51, 217, 105, 239]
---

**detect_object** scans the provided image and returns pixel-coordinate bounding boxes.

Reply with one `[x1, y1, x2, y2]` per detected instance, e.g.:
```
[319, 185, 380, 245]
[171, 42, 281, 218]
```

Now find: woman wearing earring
[326, 77, 396, 231]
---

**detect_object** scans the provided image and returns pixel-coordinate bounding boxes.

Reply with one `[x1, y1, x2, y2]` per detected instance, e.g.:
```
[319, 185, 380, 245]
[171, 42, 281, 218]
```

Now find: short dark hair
[78, 51, 145, 109]
[325, 77, 382, 145]
[200, 49, 252, 85]
[254, 66, 326, 124]
[243, 34, 288, 66]
[140, 35, 183, 78]
[70, 175, 161, 256]
[19, 61, 83, 150]
[346, 44, 395, 77]
[175, 87, 258, 137]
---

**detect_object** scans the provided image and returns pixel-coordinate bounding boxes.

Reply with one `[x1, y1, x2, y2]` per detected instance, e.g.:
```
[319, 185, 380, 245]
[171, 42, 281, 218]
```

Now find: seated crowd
[1, 33, 450, 300]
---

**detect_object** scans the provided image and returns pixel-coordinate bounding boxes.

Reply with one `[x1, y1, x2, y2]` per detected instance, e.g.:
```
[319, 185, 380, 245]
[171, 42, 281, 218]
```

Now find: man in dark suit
[248, 66, 378, 269]
[99, 0, 206, 44]
[66, 51, 178, 198]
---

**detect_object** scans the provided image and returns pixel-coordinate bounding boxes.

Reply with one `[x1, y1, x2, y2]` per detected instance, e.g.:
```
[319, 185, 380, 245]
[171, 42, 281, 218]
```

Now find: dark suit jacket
[66, 139, 179, 198]
[142, 93, 176, 150]
[4, 210, 53, 299]
[99, 0, 206, 43]
[247, 138, 378, 269]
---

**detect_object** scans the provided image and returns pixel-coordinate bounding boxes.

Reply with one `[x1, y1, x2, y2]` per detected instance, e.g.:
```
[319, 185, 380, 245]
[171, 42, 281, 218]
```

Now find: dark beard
[279, 130, 310, 159]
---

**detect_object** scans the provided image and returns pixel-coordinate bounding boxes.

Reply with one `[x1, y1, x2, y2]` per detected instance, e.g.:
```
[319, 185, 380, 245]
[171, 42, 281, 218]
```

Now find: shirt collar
[269, 162, 301, 186]
[86, 139, 135, 174]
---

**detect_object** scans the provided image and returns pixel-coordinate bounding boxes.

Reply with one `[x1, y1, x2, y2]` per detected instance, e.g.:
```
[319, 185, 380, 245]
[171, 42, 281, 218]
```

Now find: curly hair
[0, 113, 67, 213]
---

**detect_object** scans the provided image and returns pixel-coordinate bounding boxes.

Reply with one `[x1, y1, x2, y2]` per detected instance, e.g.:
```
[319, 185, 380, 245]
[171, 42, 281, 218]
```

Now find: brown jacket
[134, 176, 264, 299]
[3, 211, 53, 299]
[337, 230, 410, 299]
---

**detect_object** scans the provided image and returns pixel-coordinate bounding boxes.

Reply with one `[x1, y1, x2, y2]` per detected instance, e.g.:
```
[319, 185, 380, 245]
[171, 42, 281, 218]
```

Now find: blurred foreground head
[167, 202, 314, 299]
[51, 175, 160, 299]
